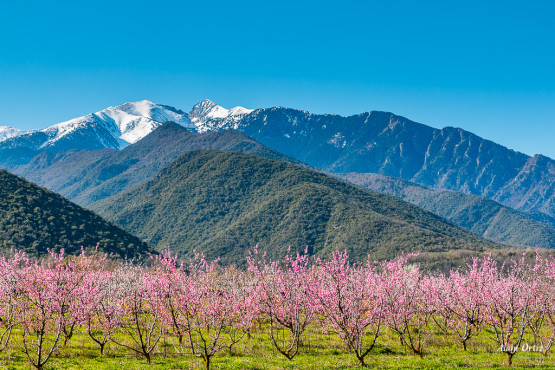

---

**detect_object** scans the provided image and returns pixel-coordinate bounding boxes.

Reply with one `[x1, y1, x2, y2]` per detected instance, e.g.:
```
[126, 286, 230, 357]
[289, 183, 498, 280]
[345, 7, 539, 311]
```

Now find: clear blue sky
[1, 0, 554, 158]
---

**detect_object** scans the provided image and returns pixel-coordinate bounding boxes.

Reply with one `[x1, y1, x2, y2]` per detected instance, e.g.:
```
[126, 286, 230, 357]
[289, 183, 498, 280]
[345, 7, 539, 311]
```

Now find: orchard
[0, 247, 554, 369]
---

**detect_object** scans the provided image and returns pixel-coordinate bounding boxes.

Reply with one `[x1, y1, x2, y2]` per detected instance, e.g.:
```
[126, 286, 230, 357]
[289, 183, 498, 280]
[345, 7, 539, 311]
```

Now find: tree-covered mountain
[90, 150, 501, 266]
[0, 170, 149, 258]
[13, 122, 298, 206]
[336, 172, 555, 248]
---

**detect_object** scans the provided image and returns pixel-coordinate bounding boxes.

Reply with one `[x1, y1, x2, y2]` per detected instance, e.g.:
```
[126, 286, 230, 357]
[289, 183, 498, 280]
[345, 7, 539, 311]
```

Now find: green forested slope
[92, 150, 500, 266]
[0, 170, 150, 258]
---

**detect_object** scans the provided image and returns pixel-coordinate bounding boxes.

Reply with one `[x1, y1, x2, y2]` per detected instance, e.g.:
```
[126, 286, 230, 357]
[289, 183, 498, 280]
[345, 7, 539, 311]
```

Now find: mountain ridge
[13, 122, 300, 207]
[336, 172, 555, 248]
[194, 104, 554, 222]
[0, 101, 192, 165]
[1, 99, 553, 224]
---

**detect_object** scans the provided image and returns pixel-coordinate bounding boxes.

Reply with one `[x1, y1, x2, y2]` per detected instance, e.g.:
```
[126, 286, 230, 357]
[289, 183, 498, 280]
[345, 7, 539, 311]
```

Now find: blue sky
[1, 1, 554, 158]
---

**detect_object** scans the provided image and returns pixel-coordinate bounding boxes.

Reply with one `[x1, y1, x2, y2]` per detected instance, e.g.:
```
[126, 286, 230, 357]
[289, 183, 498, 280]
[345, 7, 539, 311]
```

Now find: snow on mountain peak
[1, 99, 254, 152]
[37, 100, 192, 149]
[189, 99, 253, 132]
[0, 126, 26, 142]
[95, 100, 191, 144]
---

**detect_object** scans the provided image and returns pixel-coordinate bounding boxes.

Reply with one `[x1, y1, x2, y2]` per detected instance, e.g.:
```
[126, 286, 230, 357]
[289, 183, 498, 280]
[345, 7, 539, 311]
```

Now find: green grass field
[0, 325, 553, 369]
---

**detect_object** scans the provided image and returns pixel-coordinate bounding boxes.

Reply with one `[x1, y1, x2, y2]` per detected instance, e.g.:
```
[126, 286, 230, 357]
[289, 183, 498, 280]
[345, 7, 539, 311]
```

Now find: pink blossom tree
[247, 247, 314, 360]
[60, 249, 109, 346]
[524, 254, 555, 357]
[432, 258, 492, 350]
[82, 269, 122, 355]
[109, 264, 164, 364]
[310, 251, 385, 367]
[220, 266, 256, 355]
[150, 249, 193, 350]
[381, 255, 435, 358]
[482, 255, 534, 366]
[0, 251, 25, 352]
[185, 255, 253, 370]
[16, 249, 87, 369]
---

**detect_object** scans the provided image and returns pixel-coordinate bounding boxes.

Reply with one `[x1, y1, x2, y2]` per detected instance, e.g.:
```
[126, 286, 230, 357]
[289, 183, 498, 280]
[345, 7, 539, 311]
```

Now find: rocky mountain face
[0, 101, 191, 166]
[189, 99, 252, 132]
[0, 126, 25, 142]
[193, 104, 554, 222]
[0, 100, 256, 168]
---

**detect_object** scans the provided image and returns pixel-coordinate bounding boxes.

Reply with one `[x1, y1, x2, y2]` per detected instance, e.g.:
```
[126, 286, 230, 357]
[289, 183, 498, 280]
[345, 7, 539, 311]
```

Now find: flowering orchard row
[0, 248, 554, 369]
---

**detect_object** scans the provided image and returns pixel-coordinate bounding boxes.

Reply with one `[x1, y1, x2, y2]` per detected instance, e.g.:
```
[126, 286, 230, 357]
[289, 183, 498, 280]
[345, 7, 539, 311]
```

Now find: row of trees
[0, 248, 554, 369]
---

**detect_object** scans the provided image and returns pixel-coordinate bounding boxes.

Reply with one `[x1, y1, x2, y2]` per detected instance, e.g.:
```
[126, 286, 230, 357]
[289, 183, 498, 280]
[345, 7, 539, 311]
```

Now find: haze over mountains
[0, 99, 554, 256]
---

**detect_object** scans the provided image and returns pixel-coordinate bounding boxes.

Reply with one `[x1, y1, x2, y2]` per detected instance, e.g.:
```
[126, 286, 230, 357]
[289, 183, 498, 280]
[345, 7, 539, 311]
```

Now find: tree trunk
[507, 352, 513, 366]
[356, 355, 366, 367]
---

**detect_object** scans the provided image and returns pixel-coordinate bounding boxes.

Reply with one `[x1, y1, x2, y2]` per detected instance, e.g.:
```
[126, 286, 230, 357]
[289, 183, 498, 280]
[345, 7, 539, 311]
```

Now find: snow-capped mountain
[0, 126, 25, 142]
[189, 99, 253, 132]
[0, 99, 253, 155]
[43, 100, 192, 149]
[95, 100, 192, 144]
[0, 100, 193, 155]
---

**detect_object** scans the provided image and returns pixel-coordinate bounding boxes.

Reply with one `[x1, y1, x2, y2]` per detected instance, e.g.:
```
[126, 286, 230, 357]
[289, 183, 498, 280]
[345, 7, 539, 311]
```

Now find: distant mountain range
[5, 122, 548, 250]
[197, 105, 555, 224]
[336, 172, 555, 248]
[90, 150, 499, 268]
[0, 169, 149, 257]
[1, 99, 553, 253]
[2, 99, 551, 223]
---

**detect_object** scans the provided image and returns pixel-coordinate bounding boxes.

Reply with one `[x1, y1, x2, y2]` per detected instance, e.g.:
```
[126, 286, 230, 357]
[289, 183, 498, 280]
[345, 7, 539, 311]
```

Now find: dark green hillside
[16, 122, 299, 206]
[336, 172, 555, 249]
[92, 150, 499, 265]
[0, 170, 149, 258]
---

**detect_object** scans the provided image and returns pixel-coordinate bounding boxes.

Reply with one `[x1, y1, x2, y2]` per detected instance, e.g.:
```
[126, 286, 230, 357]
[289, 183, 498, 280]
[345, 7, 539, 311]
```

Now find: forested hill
[92, 150, 500, 266]
[0, 170, 150, 258]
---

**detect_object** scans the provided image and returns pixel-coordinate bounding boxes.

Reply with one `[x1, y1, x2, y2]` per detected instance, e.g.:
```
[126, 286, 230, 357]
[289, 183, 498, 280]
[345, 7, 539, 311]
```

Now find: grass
[0, 325, 553, 369]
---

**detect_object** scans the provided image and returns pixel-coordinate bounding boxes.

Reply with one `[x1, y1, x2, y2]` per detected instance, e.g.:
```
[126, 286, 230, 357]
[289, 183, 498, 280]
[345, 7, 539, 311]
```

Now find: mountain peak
[0, 101, 193, 155]
[0, 126, 26, 142]
[189, 99, 253, 132]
